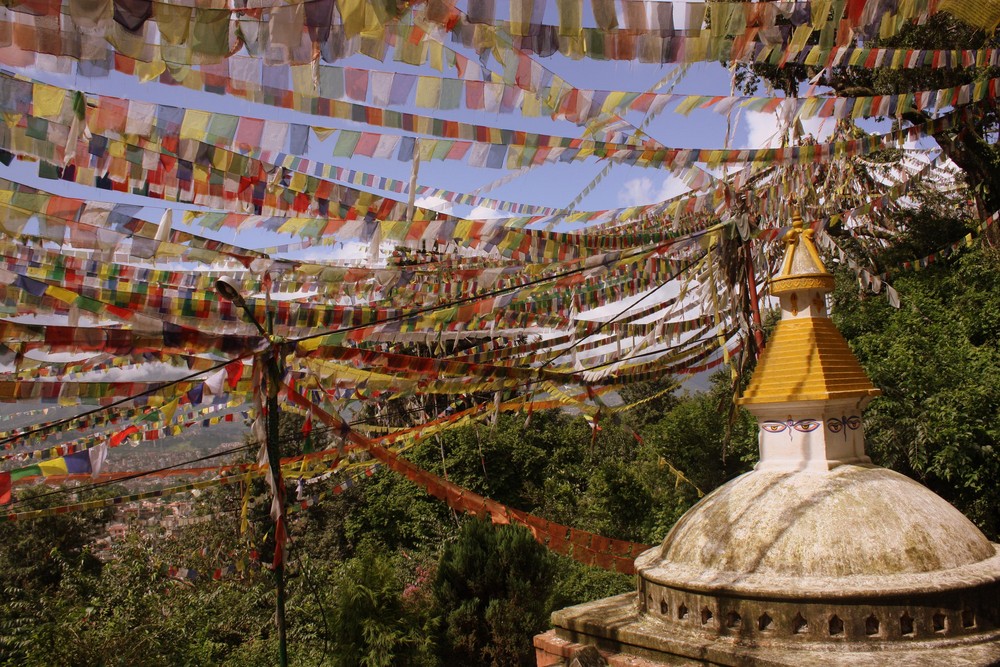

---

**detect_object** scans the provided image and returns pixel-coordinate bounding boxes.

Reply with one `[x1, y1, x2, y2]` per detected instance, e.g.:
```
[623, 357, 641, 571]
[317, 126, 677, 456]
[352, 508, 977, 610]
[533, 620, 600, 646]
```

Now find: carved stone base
[541, 593, 1000, 666]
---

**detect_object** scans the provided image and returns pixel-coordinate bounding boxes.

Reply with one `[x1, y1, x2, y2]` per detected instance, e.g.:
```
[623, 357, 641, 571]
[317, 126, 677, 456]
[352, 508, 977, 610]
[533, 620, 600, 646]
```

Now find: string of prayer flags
[285, 384, 652, 573]
[0, 0, 937, 68]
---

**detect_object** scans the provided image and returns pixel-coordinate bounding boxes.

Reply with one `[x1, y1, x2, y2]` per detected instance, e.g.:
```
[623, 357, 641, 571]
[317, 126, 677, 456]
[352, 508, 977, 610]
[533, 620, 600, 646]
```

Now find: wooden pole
[745, 241, 765, 358]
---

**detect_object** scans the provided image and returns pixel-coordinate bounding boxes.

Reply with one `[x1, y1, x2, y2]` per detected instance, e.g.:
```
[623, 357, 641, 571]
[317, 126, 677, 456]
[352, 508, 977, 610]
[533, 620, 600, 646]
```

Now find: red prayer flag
[225, 361, 244, 389]
[0, 471, 11, 505]
[110, 425, 140, 447]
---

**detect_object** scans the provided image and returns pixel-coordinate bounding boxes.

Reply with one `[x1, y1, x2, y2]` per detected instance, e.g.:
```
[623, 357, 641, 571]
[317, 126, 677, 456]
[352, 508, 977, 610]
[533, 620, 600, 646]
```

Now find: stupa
[535, 215, 1000, 667]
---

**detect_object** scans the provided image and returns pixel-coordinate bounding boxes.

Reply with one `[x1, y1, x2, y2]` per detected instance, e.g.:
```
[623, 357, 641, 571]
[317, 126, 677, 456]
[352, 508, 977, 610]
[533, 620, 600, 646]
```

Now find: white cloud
[903, 135, 939, 152]
[69, 361, 194, 383]
[413, 195, 454, 215]
[468, 204, 510, 220]
[619, 176, 654, 205]
[657, 175, 690, 200]
[23, 351, 96, 363]
[745, 111, 781, 148]
[618, 175, 691, 207]
[282, 242, 372, 263]
[744, 109, 835, 149]
[799, 116, 835, 143]
[3, 314, 119, 327]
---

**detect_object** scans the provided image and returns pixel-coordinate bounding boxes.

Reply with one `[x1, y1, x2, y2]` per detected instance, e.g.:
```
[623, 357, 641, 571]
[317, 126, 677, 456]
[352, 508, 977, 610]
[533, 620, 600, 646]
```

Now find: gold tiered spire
[769, 213, 835, 297]
[738, 213, 880, 406]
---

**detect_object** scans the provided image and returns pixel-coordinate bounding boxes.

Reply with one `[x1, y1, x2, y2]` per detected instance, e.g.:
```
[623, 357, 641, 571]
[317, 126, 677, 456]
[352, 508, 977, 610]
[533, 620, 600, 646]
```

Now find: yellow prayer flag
[789, 25, 813, 54]
[312, 126, 336, 142]
[154, 241, 184, 259]
[211, 149, 231, 171]
[799, 97, 822, 119]
[521, 93, 541, 117]
[288, 171, 308, 193]
[453, 219, 473, 241]
[277, 218, 306, 235]
[674, 96, 703, 116]
[161, 398, 180, 424]
[180, 109, 211, 141]
[685, 36, 709, 63]
[32, 83, 65, 118]
[428, 41, 443, 72]
[602, 91, 627, 114]
[803, 47, 823, 67]
[418, 139, 435, 161]
[415, 77, 442, 108]
[136, 59, 166, 83]
[193, 163, 210, 183]
[44, 285, 78, 305]
[336, 0, 365, 36]
[38, 458, 69, 476]
[291, 64, 318, 98]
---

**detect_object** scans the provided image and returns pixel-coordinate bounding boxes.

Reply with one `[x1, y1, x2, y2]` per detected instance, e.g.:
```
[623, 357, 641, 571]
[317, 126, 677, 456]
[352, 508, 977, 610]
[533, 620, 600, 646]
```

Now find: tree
[736, 13, 1000, 214]
[433, 519, 556, 667]
[326, 542, 438, 667]
[0, 485, 116, 593]
[615, 376, 681, 429]
[0, 485, 119, 665]
[832, 232, 1000, 539]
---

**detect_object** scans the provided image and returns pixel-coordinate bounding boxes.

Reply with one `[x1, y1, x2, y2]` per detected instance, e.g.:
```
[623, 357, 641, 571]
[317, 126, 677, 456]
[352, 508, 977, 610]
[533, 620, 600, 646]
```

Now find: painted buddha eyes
[795, 420, 821, 433]
[827, 415, 862, 434]
[761, 419, 821, 434]
[761, 417, 860, 436]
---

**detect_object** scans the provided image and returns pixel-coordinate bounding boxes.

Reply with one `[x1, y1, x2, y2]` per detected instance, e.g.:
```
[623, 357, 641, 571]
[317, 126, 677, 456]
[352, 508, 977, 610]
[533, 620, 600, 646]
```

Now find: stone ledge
[549, 593, 1000, 666]
[606, 653, 667, 667]
[535, 629, 614, 667]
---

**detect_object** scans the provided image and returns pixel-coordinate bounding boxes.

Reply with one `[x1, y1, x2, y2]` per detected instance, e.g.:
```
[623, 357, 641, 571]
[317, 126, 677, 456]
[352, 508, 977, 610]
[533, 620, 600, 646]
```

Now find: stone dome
[636, 464, 1000, 599]
[629, 215, 1000, 650]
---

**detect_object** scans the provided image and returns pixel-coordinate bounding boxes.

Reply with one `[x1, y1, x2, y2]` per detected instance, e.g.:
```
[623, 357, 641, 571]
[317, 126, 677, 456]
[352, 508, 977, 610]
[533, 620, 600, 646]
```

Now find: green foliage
[433, 519, 555, 667]
[21, 286, 1000, 664]
[0, 528, 277, 667]
[637, 372, 757, 538]
[337, 467, 454, 555]
[0, 485, 117, 593]
[0, 488, 127, 665]
[616, 376, 681, 429]
[410, 416, 550, 510]
[326, 542, 438, 667]
[832, 243, 1000, 539]
[546, 557, 632, 611]
[647, 380, 753, 489]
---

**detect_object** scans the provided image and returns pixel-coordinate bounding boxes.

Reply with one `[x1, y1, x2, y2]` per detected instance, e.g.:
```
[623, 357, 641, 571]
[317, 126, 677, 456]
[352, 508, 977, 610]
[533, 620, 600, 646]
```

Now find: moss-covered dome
[637, 465, 1000, 599]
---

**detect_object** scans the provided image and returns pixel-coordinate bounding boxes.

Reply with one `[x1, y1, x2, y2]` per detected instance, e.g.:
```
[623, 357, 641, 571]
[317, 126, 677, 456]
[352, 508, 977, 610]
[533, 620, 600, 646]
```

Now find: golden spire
[769, 210, 836, 297]
[738, 213, 880, 406]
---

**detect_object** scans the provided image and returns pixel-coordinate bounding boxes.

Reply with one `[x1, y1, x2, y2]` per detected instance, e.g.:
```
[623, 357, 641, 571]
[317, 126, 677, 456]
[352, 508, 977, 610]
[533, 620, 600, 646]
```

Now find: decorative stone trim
[547, 592, 1000, 666]
[639, 581, 1000, 644]
[770, 275, 836, 295]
